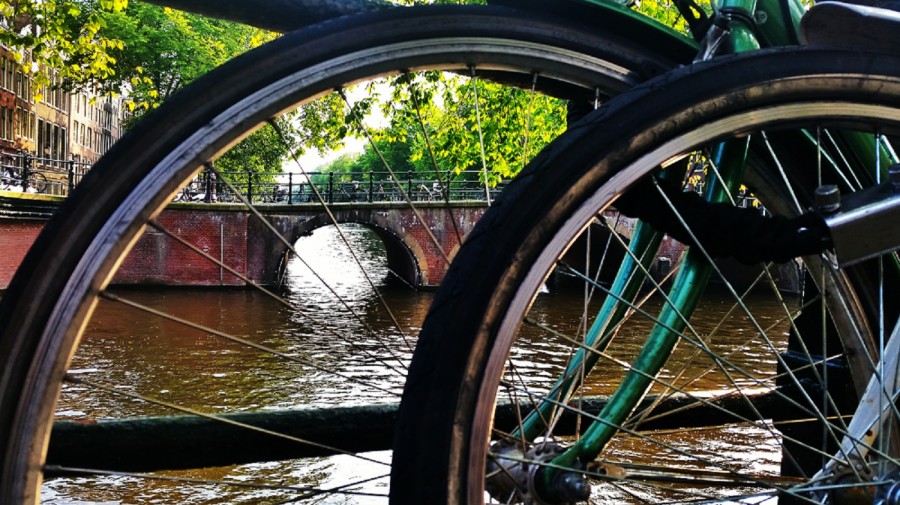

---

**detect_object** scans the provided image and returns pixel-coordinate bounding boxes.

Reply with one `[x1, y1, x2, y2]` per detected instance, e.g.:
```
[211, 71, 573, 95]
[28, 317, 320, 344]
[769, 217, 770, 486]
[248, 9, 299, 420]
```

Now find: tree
[1, 0, 702, 187]
[410, 76, 567, 184]
[0, 0, 128, 97]
[99, 3, 275, 113]
[215, 118, 298, 176]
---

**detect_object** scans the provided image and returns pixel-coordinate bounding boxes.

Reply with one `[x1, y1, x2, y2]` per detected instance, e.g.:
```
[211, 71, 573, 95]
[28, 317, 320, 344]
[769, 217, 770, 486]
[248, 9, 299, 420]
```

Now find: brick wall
[114, 209, 251, 287]
[0, 220, 44, 289]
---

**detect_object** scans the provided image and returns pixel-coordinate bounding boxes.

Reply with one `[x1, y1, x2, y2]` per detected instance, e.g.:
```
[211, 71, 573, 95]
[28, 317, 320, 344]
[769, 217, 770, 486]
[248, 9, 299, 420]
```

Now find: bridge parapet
[114, 201, 489, 288]
[0, 194, 491, 289]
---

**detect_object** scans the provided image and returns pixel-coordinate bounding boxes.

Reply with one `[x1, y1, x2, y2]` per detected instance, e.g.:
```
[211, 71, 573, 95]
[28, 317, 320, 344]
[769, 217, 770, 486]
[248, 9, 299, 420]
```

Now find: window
[0, 107, 11, 140]
[7, 61, 14, 92]
[8, 108, 15, 141]
[36, 118, 44, 154]
[14, 69, 32, 103]
[14, 106, 24, 138]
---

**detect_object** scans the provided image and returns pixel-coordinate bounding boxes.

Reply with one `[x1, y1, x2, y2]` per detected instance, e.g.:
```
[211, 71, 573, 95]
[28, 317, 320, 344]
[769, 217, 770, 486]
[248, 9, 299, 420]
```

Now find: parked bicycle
[0, 163, 48, 194]
[1, 0, 900, 504]
[396, 3, 900, 504]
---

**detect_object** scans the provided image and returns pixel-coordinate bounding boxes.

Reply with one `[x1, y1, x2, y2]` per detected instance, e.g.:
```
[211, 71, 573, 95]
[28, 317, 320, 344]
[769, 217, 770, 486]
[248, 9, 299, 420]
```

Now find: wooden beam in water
[46, 388, 795, 475]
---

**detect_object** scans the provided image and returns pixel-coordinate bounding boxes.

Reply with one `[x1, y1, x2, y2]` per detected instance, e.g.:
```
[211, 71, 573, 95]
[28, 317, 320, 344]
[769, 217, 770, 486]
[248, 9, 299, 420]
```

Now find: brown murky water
[45, 225, 787, 504]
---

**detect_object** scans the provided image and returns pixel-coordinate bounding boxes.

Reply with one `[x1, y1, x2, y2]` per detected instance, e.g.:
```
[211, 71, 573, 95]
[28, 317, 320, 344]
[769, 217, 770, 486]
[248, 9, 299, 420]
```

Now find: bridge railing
[0, 152, 505, 205]
[1, 151, 92, 197]
[179, 170, 506, 204]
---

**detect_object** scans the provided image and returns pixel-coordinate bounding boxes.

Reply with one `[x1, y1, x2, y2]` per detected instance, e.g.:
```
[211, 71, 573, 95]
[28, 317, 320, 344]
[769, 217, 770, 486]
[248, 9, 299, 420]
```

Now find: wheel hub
[485, 440, 591, 504]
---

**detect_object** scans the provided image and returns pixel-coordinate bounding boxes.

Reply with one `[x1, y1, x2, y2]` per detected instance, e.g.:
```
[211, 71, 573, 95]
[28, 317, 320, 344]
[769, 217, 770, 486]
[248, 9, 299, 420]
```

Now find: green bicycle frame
[511, 0, 880, 496]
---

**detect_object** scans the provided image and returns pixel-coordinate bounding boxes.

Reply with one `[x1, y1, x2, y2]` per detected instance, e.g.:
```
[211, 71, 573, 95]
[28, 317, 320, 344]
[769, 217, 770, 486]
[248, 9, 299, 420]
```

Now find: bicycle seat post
[715, 0, 762, 53]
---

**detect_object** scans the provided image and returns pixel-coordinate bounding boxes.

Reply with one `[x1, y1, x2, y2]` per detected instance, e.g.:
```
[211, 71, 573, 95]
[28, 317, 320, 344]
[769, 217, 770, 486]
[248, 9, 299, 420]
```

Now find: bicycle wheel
[27, 173, 47, 194]
[392, 47, 900, 504]
[0, 5, 692, 505]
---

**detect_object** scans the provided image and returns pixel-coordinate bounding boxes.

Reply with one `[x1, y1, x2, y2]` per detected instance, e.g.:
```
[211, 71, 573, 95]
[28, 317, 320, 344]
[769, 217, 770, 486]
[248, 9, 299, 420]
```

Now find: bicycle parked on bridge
[3, 0, 900, 504]
[0, 159, 48, 194]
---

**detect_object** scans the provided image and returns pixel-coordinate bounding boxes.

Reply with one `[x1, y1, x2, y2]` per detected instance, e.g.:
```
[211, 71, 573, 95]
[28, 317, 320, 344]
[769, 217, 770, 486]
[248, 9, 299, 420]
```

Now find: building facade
[0, 46, 125, 194]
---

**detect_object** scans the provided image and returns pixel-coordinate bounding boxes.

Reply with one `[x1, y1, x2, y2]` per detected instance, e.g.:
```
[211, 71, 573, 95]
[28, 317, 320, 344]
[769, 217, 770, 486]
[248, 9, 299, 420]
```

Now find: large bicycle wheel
[0, 5, 694, 505]
[392, 47, 900, 504]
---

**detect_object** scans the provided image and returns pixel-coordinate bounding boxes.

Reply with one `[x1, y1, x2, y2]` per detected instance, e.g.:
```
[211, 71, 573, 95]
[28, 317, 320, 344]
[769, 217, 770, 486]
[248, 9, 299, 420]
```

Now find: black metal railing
[176, 170, 505, 205]
[0, 154, 504, 205]
[0, 151, 91, 197]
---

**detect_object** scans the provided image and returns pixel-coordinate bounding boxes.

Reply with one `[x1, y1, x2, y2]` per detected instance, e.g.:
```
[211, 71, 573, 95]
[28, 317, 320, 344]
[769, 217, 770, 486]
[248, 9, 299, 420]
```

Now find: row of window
[0, 53, 122, 162]
[0, 58, 33, 103]
[40, 73, 69, 113]
[0, 58, 14, 94]
[0, 107, 43, 142]
[1, 106, 70, 167]
[15, 106, 35, 141]
[0, 105, 118, 160]
[1, 105, 36, 142]
[71, 120, 104, 152]
[73, 94, 111, 126]
[1, 56, 119, 130]
[36, 119, 68, 162]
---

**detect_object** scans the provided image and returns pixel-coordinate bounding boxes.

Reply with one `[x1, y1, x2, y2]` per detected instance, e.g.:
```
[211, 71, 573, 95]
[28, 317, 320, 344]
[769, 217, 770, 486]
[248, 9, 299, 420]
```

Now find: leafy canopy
[0, 0, 128, 99]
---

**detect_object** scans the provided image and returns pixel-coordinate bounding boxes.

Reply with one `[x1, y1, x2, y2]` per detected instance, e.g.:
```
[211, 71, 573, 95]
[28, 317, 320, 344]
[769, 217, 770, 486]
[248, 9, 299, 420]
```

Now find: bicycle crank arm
[823, 178, 900, 266]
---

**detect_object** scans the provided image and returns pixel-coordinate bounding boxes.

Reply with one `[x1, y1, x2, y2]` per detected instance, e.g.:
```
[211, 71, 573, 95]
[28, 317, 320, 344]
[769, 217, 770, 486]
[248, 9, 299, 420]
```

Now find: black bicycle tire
[390, 47, 900, 504]
[142, 0, 391, 33]
[0, 5, 694, 504]
[25, 173, 47, 194]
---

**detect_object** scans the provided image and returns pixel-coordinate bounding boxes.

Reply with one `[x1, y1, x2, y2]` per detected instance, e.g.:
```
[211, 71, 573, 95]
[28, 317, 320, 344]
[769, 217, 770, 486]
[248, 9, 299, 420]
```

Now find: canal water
[44, 225, 787, 504]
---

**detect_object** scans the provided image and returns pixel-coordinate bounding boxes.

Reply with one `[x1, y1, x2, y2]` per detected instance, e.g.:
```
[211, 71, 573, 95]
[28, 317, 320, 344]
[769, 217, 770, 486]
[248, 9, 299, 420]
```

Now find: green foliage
[0, 0, 274, 111]
[316, 72, 566, 186]
[1, 0, 285, 179]
[633, 0, 714, 34]
[416, 76, 566, 185]
[0, 0, 698, 188]
[214, 118, 299, 184]
[0, 0, 127, 98]
[100, 3, 275, 114]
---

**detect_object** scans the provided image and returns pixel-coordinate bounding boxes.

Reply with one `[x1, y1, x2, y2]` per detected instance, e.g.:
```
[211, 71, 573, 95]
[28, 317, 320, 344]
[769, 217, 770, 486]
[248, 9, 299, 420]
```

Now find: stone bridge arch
[268, 210, 420, 288]
[261, 204, 488, 289]
[114, 202, 488, 288]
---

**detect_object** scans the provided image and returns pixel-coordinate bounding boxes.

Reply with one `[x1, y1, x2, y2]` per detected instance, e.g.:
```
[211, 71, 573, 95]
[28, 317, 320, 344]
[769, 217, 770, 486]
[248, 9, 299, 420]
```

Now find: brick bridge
[0, 191, 799, 293]
[117, 200, 492, 288]
[0, 193, 494, 289]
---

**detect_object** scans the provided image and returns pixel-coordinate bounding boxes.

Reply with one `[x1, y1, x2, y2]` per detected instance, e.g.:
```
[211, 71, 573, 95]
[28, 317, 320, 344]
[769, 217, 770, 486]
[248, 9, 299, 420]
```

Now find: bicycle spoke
[469, 67, 493, 205]
[145, 219, 409, 375]
[98, 291, 401, 398]
[63, 374, 391, 467]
